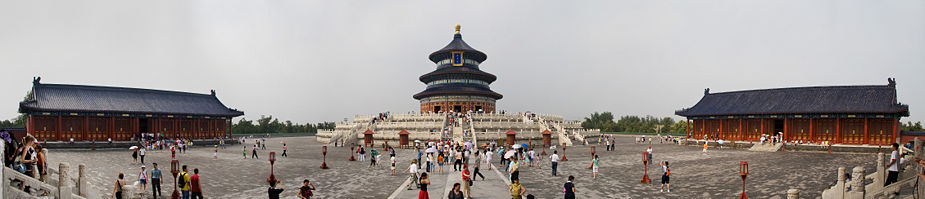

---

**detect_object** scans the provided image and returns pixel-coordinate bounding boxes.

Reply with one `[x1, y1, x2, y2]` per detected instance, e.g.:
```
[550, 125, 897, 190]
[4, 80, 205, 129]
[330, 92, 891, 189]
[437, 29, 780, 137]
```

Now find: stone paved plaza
[45, 135, 879, 198]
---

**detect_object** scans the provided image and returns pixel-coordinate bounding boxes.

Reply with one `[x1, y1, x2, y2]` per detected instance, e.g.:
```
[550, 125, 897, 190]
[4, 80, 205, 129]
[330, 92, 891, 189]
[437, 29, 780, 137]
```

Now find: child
[390, 156, 396, 175]
[243, 146, 247, 159]
[214, 146, 219, 160]
[703, 143, 708, 153]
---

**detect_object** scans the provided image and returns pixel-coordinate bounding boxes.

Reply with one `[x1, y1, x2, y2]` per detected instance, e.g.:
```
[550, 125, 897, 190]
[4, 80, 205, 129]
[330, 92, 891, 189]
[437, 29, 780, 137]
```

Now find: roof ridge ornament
[704, 88, 710, 95]
[211, 89, 216, 96]
[888, 78, 896, 87]
[455, 24, 460, 34]
[33, 77, 41, 85]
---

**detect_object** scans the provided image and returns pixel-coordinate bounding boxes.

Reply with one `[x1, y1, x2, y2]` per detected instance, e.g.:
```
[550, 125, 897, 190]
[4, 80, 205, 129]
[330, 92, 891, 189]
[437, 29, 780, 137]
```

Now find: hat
[141, 165, 146, 168]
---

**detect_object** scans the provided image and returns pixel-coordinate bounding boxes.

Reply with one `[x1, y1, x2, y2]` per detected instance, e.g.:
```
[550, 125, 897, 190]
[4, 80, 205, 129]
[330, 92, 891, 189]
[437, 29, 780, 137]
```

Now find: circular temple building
[414, 25, 503, 113]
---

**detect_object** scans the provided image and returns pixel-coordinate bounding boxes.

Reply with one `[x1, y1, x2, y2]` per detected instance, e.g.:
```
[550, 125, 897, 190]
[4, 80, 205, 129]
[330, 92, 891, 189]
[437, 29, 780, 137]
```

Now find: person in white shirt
[405, 159, 419, 190]
[885, 143, 903, 186]
[550, 150, 560, 176]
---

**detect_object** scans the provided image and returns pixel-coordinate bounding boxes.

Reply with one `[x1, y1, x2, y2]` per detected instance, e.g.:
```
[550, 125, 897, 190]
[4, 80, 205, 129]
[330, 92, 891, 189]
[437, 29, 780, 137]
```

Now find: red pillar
[835, 118, 841, 144]
[228, 119, 233, 138]
[760, 118, 765, 138]
[738, 119, 743, 141]
[110, 117, 115, 141]
[893, 118, 899, 144]
[809, 118, 814, 143]
[864, 118, 869, 145]
[686, 119, 690, 138]
[783, 118, 789, 142]
[83, 116, 89, 141]
[56, 116, 62, 141]
[719, 119, 724, 140]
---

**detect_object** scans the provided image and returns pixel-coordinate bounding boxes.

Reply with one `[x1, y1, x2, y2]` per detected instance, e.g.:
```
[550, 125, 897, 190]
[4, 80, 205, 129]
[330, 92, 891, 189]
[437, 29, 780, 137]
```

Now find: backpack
[177, 173, 187, 189]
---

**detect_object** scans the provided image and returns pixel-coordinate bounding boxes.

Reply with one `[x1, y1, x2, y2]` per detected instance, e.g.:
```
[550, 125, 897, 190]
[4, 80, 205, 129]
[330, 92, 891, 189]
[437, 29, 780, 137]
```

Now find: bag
[177, 173, 187, 189]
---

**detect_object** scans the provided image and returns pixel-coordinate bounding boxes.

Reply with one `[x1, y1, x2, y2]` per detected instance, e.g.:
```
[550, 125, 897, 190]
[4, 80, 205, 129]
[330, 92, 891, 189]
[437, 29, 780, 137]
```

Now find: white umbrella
[129, 146, 139, 150]
[717, 140, 725, 145]
[550, 146, 557, 150]
[512, 144, 522, 149]
[425, 147, 438, 153]
[503, 150, 517, 159]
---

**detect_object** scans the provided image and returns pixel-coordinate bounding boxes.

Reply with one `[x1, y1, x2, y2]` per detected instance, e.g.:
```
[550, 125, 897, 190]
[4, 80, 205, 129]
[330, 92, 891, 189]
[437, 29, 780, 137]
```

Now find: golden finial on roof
[455, 24, 461, 34]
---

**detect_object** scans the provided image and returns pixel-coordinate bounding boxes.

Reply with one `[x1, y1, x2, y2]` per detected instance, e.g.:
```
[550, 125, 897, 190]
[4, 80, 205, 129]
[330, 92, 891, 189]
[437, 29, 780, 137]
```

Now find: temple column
[836, 118, 842, 144]
[809, 118, 814, 143]
[864, 118, 869, 145]
[57, 116, 62, 141]
[738, 119, 743, 140]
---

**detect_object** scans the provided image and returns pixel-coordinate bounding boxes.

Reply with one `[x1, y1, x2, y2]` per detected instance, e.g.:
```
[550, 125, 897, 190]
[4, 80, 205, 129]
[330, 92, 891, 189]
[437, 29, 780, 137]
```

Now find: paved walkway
[389, 161, 511, 199]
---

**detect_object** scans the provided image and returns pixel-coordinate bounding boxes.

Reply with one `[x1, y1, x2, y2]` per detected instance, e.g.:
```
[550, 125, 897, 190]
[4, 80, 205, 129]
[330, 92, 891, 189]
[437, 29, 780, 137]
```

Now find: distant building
[676, 78, 909, 145]
[414, 24, 503, 113]
[19, 77, 243, 141]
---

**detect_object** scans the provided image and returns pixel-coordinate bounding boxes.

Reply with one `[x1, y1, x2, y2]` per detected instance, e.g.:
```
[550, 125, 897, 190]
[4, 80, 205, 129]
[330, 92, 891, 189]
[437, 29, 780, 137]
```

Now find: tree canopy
[581, 112, 687, 134]
[231, 115, 334, 135]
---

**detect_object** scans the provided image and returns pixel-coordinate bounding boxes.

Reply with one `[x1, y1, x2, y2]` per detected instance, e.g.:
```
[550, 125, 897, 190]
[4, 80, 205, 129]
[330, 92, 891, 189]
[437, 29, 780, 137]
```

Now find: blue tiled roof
[428, 33, 487, 63]
[19, 81, 244, 117]
[676, 83, 909, 117]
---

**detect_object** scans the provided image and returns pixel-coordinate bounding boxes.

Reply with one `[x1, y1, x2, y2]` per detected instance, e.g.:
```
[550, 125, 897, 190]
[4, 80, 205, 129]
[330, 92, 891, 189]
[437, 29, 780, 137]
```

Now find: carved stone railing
[822, 138, 924, 199]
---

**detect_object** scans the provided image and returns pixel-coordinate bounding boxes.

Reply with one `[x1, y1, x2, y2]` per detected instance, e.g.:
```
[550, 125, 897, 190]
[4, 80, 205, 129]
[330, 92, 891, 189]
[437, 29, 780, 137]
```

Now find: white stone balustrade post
[58, 162, 72, 199]
[847, 166, 865, 199]
[78, 164, 87, 197]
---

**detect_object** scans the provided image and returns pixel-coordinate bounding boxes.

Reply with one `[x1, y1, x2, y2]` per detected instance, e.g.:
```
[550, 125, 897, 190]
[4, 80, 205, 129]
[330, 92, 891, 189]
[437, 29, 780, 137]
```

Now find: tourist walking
[112, 173, 125, 199]
[591, 155, 599, 179]
[268, 179, 285, 199]
[885, 143, 903, 186]
[510, 179, 526, 199]
[281, 143, 288, 157]
[454, 149, 463, 171]
[298, 179, 315, 199]
[405, 160, 419, 190]
[564, 175, 577, 199]
[214, 146, 219, 160]
[179, 165, 191, 199]
[550, 150, 560, 176]
[418, 172, 431, 199]
[436, 153, 444, 174]
[509, 157, 520, 182]
[191, 168, 203, 199]
[242, 146, 247, 159]
[132, 148, 138, 163]
[660, 161, 671, 192]
[139, 147, 146, 164]
[462, 165, 471, 198]
[138, 166, 148, 193]
[472, 159, 485, 181]
[151, 163, 162, 198]
[447, 183, 464, 199]
[252, 144, 259, 159]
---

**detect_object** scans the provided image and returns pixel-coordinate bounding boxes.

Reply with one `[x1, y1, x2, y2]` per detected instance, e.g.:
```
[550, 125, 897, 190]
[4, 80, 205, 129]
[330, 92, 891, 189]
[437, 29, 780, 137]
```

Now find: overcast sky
[1, 1, 923, 124]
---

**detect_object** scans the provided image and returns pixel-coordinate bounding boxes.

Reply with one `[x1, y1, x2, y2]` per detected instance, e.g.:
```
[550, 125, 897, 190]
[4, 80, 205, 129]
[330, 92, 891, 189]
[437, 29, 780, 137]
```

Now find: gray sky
[1, 1, 923, 124]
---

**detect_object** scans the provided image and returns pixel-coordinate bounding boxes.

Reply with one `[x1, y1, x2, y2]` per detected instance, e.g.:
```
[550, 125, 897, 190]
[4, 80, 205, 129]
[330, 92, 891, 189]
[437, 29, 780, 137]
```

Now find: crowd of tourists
[1, 131, 49, 194]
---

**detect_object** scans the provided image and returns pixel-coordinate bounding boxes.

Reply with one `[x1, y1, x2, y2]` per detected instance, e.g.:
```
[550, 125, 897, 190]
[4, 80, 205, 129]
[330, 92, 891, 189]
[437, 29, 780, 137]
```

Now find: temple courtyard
[45, 135, 879, 199]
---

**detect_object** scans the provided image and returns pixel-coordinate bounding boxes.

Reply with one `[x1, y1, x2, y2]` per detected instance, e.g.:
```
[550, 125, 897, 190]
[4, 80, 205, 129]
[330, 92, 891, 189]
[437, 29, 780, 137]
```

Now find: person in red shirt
[191, 168, 203, 199]
[461, 165, 471, 198]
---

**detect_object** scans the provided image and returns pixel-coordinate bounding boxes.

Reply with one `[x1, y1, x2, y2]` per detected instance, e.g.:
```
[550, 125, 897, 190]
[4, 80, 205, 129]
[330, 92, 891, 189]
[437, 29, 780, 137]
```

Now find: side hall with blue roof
[676, 78, 908, 145]
[18, 77, 243, 141]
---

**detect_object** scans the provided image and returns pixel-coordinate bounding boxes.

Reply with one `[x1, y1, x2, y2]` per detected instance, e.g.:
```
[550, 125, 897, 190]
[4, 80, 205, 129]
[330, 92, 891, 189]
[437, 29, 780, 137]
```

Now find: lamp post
[349, 143, 356, 161]
[640, 151, 651, 183]
[321, 146, 329, 169]
[170, 160, 180, 199]
[588, 146, 596, 169]
[268, 152, 277, 184]
[560, 142, 568, 161]
[739, 161, 749, 199]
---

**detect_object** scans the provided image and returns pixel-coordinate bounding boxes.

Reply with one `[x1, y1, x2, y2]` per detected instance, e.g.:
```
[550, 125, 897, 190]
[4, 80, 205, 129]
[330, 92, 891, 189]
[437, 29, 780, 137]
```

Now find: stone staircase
[748, 143, 782, 152]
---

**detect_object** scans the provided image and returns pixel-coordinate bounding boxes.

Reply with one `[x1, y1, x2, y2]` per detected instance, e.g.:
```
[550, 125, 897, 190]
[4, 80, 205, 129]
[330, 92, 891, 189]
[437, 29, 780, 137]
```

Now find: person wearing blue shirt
[150, 163, 163, 198]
